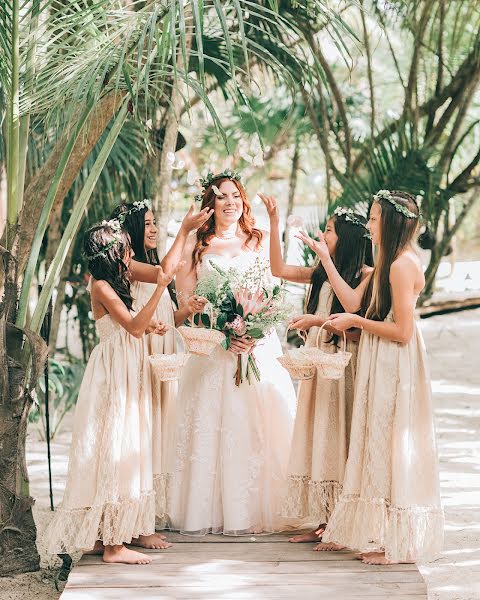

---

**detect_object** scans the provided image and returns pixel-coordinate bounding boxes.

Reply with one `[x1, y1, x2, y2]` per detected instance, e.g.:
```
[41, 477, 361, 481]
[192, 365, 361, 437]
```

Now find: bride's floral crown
[194, 169, 242, 203]
[85, 199, 152, 260]
[373, 189, 418, 219]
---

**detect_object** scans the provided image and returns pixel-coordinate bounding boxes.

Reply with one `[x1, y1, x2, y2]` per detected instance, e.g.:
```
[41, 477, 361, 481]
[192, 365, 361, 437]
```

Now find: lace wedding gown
[166, 251, 297, 535]
[282, 281, 358, 523]
[132, 281, 176, 525]
[45, 313, 156, 553]
[322, 302, 444, 561]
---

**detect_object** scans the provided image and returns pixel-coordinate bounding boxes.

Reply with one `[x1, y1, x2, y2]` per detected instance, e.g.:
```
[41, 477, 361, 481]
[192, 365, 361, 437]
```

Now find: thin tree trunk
[153, 28, 192, 257]
[420, 189, 478, 303]
[48, 244, 74, 355]
[283, 141, 300, 261]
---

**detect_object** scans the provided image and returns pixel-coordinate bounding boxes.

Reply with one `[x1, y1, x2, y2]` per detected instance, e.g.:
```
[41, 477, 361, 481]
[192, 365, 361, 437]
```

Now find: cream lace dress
[166, 251, 297, 535]
[322, 302, 444, 562]
[45, 313, 155, 553]
[131, 281, 176, 526]
[282, 281, 358, 524]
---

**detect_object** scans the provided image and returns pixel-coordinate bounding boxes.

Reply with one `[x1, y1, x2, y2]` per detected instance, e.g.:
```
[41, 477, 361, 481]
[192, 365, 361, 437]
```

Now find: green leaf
[201, 313, 211, 328]
[236, 303, 244, 317]
[248, 328, 264, 339]
[217, 312, 228, 330]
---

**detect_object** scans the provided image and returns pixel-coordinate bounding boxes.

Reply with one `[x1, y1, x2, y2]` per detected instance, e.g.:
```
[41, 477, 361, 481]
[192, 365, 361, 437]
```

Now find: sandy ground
[1, 308, 479, 600]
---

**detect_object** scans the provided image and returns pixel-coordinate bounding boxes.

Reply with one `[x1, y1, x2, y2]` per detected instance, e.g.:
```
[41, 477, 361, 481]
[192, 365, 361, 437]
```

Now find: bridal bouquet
[194, 257, 291, 385]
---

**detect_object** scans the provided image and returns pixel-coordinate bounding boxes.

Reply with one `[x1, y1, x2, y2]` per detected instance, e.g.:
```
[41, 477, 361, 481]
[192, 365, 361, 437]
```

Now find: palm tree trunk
[0, 91, 125, 287]
[0, 246, 47, 575]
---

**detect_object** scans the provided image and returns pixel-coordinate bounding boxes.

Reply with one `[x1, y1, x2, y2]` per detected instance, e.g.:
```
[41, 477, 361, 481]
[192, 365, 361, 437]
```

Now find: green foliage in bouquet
[194, 258, 292, 385]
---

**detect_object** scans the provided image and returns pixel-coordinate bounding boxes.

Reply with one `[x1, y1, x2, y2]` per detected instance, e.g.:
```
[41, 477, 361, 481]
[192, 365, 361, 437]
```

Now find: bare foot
[130, 533, 172, 549]
[362, 551, 415, 565]
[103, 544, 152, 564]
[289, 524, 326, 543]
[289, 530, 322, 543]
[354, 552, 377, 560]
[313, 541, 346, 551]
[83, 540, 105, 555]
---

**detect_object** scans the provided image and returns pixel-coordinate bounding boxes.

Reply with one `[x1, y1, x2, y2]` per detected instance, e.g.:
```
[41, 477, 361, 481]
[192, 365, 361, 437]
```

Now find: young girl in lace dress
[299, 190, 444, 564]
[261, 195, 373, 549]
[45, 221, 178, 564]
[110, 202, 211, 525]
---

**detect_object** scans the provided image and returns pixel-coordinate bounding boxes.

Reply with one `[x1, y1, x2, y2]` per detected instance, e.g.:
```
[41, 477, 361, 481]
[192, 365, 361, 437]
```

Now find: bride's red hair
[192, 177, 263, 266]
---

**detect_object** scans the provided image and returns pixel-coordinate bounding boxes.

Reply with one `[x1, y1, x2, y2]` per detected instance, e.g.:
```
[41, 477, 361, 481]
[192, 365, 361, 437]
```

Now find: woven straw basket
[178, 304, 225, 356]
[277, 328, 316, 380]
[303, 321, 352, 380]
[149, 325, 189, 381]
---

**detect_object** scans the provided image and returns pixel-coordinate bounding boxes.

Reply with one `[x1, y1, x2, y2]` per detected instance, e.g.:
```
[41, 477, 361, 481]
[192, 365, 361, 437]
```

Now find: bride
[166, 171, 297, 535]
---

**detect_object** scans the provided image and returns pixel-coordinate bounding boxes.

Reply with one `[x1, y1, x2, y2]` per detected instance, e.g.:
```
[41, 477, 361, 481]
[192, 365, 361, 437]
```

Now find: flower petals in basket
[277, 328, 316, 380]
[302, 321, 352, 380]
[149, 325, 189, 381]
[178, 305, 225, 356]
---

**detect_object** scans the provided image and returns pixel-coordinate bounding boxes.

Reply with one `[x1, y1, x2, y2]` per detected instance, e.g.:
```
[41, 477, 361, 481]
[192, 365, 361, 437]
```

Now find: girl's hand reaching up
[180, 205, 214, 233]
[295, 230, 330, 263]
[259, 193, 280, 225]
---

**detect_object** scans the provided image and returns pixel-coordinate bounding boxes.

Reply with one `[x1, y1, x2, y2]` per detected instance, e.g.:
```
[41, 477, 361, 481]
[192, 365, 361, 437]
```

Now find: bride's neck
[215, 221, 238, 239]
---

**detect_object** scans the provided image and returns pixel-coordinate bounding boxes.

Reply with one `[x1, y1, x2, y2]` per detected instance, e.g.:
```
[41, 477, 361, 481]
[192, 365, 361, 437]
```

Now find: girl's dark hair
[362, 190, 420, 321]
[306, 212, 374, 323]
[110, 203, 159, 265]
[83, 223, 133, 310]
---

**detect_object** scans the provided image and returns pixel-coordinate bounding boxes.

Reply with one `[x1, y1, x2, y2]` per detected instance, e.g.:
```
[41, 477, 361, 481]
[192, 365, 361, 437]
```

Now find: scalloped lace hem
[45, 491, 156, 554]
[281, 476, 342, 523]
[322, 494, 444, 562]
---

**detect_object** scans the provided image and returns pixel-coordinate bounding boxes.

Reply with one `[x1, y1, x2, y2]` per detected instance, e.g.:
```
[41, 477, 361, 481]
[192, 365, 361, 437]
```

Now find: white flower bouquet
[193, 257, 292, 385]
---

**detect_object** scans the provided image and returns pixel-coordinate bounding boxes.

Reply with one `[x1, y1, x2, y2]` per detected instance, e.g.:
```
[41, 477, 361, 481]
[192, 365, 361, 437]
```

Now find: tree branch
[305, 29, 352, 168]
[360, 0, 375, 139]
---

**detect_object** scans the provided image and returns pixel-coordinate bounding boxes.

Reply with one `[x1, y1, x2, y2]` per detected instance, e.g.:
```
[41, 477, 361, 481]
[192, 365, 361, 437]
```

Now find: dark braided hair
[83, 222, 134, 310]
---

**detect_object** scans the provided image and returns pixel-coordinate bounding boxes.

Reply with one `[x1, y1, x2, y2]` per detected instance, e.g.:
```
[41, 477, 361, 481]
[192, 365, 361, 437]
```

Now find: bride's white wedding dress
[166, 250, 297, 535]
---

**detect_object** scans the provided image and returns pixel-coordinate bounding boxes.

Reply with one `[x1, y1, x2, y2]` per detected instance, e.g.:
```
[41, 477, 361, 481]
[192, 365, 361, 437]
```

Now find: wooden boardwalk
[60, 533, 427, 600]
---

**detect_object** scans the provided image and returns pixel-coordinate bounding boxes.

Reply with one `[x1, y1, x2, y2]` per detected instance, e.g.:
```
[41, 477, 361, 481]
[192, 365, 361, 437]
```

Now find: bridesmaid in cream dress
[298, 190, 444, 564]
[261, 195, 373, 548]
[111, 201, 211, 526]
[45, 222, 176, 564]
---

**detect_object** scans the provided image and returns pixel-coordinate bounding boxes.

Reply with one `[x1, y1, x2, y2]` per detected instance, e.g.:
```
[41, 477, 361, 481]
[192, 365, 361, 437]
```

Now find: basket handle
[284, 324, 307, 356]
[315, 320, 347, 354]
[162, 323, 187, 354]
[190, 301, 214, 330]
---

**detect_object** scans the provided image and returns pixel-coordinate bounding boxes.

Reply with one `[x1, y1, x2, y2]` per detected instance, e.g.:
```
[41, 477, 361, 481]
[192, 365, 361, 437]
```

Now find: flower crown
[333, 206, 371, 239]
[85, 199, 152, 260]
[194, 169, 242, 203]
[373, 189, 418, 219]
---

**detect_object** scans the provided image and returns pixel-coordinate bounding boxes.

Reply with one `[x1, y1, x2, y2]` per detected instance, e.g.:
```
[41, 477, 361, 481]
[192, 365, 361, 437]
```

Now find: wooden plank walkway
[60, 533, 427, 600]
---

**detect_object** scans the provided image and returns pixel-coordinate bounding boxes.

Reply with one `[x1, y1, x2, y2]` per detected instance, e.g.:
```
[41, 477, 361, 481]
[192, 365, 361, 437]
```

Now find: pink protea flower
[227, 315, 247, 336]
[234, 287, 269, 316]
